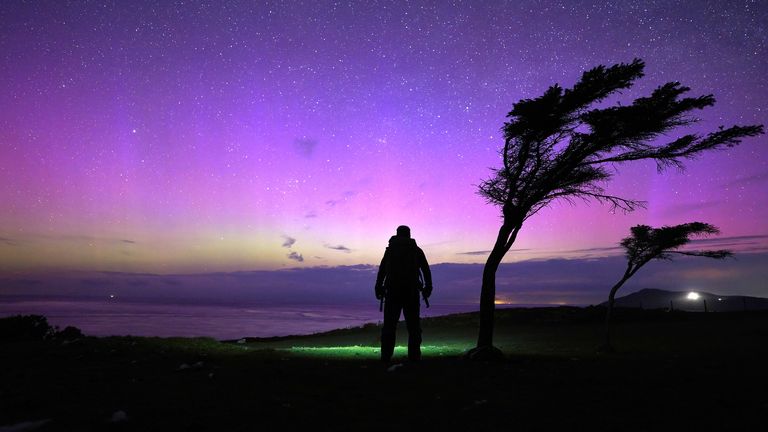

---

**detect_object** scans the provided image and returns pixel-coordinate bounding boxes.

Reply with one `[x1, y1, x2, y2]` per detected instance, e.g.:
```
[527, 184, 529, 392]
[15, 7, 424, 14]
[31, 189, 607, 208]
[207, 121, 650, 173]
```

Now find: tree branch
[667, 250, 733, 259]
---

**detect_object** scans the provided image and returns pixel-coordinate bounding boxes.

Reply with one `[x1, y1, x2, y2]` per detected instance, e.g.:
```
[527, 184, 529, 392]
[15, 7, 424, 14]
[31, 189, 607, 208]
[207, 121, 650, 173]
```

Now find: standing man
[375, 225, 433, 363]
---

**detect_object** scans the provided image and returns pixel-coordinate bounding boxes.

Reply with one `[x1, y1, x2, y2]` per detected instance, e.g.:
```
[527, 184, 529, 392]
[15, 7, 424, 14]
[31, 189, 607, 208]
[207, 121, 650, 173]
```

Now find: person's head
[396, 225, 411, 238]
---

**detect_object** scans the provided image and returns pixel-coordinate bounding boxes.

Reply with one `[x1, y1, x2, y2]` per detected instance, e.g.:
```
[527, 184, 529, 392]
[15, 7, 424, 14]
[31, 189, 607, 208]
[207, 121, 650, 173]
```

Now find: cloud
[80, 278, 113, 287]
[325, 244, 352, 253]
[293, 137, 317, 158]
[674, 267, 738, 280]
[687, 234, 768, 253]
[456, 248, 533, 256]
[161, 278, 181, 286]
[1, 253, 766, 306]
[326, 190, 358, 208]
[2, 233, 138, 246]
[127, 279, 148, 287]
[725, 172, 768, 187]
[304, 211, 318, 218]
[287, 251, 304, 262]
[501, 235, 768, 262]
[690, 234, 768, 244]
[0, 278, 40, 286]
[0, 237, 19, 246]
[560, 245, 623, 255]
[282, 236, 296, 248]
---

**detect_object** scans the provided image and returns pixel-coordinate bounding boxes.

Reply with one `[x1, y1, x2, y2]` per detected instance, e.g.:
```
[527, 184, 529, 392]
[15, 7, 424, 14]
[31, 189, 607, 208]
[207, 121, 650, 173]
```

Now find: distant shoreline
[0, 299, 585, 340]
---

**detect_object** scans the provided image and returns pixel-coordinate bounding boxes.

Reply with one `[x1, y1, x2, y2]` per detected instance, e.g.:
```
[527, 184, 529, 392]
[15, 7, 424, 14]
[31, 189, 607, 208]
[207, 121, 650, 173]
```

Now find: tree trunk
[603, 272, 630, 352]
[469, 222, 515, 360]
[477, 248, 504, 348]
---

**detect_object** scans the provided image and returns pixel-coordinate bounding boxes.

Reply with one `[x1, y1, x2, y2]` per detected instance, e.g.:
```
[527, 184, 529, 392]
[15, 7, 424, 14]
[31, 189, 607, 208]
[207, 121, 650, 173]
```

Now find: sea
[0, 299, 487, 340]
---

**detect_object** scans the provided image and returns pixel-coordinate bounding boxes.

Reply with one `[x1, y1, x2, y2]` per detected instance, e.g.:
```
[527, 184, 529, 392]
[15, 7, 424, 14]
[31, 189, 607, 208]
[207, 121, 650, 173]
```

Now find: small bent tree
[471, 59, 763, 359]
[602, 223, 732, 352]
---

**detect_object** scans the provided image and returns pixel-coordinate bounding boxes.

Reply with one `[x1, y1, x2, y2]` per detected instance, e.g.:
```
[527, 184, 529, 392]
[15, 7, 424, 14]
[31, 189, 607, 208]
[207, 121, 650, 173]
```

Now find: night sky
[1, 1, 766, 288]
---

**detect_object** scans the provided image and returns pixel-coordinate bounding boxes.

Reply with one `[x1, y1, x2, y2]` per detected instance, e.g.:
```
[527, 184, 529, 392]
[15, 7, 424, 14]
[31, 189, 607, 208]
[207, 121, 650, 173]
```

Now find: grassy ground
[2, 307, 767, 431]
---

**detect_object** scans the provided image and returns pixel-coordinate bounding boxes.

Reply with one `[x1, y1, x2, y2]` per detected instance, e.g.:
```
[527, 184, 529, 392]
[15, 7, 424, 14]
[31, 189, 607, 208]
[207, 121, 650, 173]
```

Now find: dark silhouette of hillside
[604, 288, 768, 312]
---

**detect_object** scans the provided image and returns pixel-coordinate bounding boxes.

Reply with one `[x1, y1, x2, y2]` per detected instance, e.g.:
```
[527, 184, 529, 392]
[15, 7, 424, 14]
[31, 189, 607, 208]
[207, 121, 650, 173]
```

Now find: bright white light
[718, 298, 722, 301]
[687, 292, 700, 300]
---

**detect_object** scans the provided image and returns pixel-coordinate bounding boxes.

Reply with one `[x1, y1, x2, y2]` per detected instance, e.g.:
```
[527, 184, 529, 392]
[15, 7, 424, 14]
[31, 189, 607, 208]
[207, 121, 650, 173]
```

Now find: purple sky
[0, 1, 766, 302]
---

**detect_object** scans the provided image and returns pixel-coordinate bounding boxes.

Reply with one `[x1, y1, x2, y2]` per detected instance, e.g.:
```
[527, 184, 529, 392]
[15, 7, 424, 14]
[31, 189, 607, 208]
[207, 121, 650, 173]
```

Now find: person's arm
[375, 249, 389, 299]
[418, 248, 433, 297]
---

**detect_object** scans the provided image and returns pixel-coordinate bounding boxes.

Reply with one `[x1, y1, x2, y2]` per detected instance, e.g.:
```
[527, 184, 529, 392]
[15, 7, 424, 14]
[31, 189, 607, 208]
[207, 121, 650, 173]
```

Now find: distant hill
[605, 288, 768, 312]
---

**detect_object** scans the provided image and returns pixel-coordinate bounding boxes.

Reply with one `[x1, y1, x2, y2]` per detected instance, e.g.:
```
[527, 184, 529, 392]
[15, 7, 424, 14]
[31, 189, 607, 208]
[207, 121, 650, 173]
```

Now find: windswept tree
[472, 59, 762, 359]
[602, 223, 732, 351]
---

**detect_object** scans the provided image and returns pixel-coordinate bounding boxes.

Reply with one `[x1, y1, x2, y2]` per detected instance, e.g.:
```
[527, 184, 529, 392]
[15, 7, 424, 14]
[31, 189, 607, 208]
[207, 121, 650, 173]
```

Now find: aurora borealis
[1, 1, 766, 289]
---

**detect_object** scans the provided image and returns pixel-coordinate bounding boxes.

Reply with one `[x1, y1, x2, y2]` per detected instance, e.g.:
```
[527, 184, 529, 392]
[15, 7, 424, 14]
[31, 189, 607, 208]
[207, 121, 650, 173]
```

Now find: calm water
[0, 299, 482, 340]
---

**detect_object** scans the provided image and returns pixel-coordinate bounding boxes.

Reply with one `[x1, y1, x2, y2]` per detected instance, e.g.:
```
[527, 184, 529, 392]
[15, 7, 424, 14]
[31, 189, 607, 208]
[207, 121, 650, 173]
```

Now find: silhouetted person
[375, 225, 432, 363]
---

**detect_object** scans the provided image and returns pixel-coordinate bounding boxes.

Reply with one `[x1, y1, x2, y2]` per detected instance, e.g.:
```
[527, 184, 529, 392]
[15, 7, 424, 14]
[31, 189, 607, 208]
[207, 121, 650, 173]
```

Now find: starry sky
[1, 0, 766, 276]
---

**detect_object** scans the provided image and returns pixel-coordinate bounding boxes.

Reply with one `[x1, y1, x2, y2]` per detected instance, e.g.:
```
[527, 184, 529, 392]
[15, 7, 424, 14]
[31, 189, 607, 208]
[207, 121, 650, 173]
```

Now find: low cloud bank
[1, 253, 766, 306]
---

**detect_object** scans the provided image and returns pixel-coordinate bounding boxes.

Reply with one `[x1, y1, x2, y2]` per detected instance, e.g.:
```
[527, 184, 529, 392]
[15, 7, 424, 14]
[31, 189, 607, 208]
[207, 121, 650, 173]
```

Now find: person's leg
[380, 293, 402, 362]
[402, 291, 422, 361]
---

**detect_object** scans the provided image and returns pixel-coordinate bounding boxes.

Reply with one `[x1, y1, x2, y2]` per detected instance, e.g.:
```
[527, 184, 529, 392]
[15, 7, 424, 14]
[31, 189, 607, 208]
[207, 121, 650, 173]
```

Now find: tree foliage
[479, 59, 762, 220]
[621, 223, 732, 266]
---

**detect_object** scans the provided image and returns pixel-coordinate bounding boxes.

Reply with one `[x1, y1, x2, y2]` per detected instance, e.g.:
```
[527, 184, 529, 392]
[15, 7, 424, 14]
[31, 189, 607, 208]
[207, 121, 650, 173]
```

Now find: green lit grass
[286, 344, 469, 358]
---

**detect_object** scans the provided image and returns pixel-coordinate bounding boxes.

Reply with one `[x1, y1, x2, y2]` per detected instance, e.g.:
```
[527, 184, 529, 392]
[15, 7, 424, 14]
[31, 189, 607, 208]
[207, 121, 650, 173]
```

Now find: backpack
[384, 238, 423, 291]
